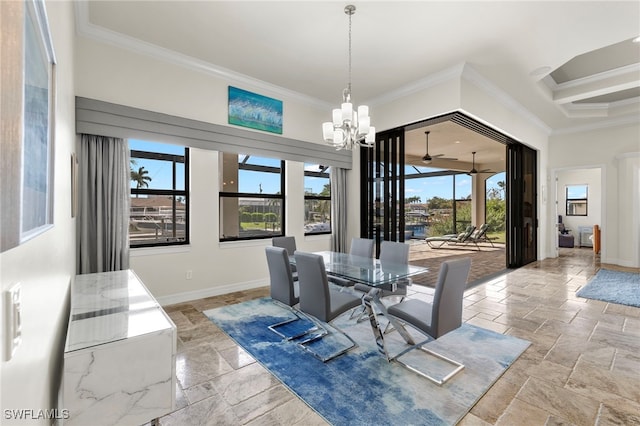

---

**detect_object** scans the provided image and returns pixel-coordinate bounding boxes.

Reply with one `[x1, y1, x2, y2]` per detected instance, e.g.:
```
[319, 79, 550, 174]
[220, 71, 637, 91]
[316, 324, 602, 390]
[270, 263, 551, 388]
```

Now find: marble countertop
[65, 269, 174, 353]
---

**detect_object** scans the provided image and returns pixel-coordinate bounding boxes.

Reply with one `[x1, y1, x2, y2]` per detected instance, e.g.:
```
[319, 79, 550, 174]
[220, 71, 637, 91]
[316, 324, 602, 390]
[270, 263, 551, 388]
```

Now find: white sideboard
[63, 270, 176, 426]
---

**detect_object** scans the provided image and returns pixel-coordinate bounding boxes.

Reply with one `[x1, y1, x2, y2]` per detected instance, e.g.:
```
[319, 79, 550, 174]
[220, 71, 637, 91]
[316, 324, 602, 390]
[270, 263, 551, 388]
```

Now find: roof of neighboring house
[131, 197, 185, 208]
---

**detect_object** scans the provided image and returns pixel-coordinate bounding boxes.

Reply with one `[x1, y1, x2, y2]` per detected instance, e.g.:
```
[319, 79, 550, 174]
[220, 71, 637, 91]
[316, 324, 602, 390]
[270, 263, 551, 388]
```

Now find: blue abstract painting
[228, 86, 283, 134]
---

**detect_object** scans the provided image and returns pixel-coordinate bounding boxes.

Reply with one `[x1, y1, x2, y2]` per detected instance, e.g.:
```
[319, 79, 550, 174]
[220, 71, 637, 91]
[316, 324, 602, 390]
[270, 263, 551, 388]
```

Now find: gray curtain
[331, 167, 348, 253]
[77, 134, 130, 273]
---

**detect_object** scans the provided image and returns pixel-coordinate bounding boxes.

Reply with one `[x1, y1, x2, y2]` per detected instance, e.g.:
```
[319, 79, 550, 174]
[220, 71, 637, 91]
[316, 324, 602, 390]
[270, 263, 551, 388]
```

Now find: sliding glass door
[360, 111, 538, 270]
[360, 129, 405, 257]
[506, 143, 537, 267]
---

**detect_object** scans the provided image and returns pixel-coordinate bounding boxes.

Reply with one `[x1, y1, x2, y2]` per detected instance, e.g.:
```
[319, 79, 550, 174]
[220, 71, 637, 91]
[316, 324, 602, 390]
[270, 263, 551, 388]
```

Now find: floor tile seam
[194, 367, 284, 411]
[563, 371, 640, 411]
[513, 377, 601, 425]
[230, 382, 323, 425]
[182, 384, 221, 406]
[493, 396, 547, 426]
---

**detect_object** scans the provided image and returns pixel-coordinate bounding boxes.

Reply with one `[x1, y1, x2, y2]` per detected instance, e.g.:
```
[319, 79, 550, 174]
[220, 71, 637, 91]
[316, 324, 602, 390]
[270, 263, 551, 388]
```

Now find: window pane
[567, 185, 587, 199]
[221, 154, 282, 195]
[485, 172, 506, 239]
[422, 175, 453, 237]
[130, 195, 187, 246]
[130, 158, 184, 190]
[304, 163, 331, 234]
[304, 175, 330, 196]
[220, 197, 283, 239]
[238, 169, 281, 194]
[129, 140, 188, 247]
[241, 155, 281, 168]
[455, 175, 472, 200]
[304, 199, 331, 233]
[566, 184, 588, 216]
[567, 200, 588, 215]
[455, 200, 472, 231]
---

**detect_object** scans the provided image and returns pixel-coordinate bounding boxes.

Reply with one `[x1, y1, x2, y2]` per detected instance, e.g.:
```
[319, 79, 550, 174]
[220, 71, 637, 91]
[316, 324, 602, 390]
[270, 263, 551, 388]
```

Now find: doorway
[553, 167, 603, 260]
[360, 111, 537, 274]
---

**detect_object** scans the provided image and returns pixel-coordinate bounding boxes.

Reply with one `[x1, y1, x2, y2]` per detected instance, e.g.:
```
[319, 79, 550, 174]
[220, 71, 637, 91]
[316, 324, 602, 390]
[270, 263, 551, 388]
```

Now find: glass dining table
[292, 251, 428, 360]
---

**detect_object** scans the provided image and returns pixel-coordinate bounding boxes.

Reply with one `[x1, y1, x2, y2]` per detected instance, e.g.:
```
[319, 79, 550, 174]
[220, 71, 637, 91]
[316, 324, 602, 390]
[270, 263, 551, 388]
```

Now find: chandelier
[322, 5, 375, 150]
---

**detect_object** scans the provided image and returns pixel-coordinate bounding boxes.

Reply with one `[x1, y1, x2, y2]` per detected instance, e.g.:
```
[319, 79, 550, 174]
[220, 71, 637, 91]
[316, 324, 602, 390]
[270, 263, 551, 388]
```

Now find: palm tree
[131, 166, 152, 197]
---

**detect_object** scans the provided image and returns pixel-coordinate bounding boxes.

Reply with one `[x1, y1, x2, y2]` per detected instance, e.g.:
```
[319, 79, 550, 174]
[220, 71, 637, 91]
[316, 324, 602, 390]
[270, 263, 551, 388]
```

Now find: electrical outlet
[4, 283, 22, 361]
[186, 270, 193, 280]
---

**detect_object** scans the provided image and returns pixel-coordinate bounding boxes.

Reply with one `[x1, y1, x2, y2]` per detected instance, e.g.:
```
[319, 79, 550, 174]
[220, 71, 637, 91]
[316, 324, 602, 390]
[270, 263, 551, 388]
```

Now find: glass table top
[291, 251, 427, 286]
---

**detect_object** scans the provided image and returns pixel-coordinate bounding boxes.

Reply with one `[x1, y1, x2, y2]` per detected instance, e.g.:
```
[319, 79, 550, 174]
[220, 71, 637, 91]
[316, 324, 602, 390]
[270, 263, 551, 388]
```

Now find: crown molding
[549, 63, 640, 91]
[551, 114, 640, 136]
[74, 2, 331, 110]
[365, 63, 465, 106]
[461, 64, 552, 135]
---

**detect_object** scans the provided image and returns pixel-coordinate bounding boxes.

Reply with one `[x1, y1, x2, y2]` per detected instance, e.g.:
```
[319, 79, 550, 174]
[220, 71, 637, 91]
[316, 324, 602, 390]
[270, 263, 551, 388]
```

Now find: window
[219, 154, 285, 241]
[304, 164, 331, 234]
[403, 166, 456, 238]
[485, 172, 506, 241]
[453, 174, 472, 233]
[129, 140, 189, 247]
[566, 184, 588, 216]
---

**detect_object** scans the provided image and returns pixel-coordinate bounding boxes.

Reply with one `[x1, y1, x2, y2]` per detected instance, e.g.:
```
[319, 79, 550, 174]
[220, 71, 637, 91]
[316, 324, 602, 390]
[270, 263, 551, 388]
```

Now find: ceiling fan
[467, 151, 493, 175]
[421, 131, 458, 164]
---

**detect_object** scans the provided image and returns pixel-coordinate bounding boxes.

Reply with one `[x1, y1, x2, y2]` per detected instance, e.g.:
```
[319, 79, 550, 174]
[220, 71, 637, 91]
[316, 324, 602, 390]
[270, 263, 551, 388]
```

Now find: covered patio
[408, 240, 507, 288]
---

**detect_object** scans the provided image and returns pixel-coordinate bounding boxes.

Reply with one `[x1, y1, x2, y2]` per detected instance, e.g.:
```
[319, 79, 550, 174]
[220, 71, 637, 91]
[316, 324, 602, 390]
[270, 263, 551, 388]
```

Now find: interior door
[506, 143, 537, 267]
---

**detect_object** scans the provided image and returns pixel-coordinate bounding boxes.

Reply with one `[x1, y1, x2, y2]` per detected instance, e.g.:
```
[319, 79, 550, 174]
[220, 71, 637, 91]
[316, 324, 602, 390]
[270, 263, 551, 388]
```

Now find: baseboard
[156, 278, 268, 306]
[601, 257, 640, 269]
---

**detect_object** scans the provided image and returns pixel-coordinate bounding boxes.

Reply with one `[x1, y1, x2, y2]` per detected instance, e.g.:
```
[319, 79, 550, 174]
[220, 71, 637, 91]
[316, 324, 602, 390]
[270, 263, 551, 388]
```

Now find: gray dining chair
[329, 237, 375, 288]
[386, 257, 471, 385]
[272, 236, 298, 276]
[265, 246, 307, 340]
[272, 236, 296, 255]
[294, 251, 361, 362]
[351, 241, 411, 322]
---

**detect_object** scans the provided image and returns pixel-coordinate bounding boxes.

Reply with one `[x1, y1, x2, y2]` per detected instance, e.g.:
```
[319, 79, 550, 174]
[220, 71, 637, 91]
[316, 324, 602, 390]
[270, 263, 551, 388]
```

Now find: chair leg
[296, 313, 358, 362]
[393, 344, 465, 386]
[268, 302, 318, 341]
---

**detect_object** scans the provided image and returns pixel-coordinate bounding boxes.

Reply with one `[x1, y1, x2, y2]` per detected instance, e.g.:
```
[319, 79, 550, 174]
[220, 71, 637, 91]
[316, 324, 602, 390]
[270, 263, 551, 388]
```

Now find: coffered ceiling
[76, 1, 640, 166]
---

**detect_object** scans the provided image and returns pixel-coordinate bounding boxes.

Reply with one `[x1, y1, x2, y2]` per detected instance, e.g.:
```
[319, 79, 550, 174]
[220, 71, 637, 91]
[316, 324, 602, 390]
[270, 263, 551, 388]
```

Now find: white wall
[556, 168, 602, 246]
[549, 123, 640, 267]
[0, 1, 76, 424]
[74, 36, 334, 303]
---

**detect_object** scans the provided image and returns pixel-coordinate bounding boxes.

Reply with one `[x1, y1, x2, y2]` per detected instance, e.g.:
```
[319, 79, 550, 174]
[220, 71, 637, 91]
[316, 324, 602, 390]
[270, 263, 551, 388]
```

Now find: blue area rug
[205, 298, 530, 425]
[577, 269, 640, 307]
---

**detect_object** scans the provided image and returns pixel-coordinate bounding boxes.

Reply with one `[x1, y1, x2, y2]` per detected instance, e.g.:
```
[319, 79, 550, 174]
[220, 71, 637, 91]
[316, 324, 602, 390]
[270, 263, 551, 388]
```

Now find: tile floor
[158, 248, 640, 425]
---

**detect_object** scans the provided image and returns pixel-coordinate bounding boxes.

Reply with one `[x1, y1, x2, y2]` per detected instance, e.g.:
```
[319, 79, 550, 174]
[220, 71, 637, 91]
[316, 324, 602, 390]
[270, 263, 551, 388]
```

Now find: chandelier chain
[348, 9, 352, 94]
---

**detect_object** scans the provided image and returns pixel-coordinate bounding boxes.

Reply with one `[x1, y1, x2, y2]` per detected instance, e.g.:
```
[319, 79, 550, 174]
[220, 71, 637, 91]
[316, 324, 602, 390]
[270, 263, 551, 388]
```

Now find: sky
[129, 140, 506, 201]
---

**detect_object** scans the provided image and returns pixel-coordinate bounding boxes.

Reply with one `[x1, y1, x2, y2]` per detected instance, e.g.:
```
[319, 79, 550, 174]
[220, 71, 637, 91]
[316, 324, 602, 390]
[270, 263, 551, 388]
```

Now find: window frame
[565, 184, 588, 216]
[129, 146, 190, 248]
[304, 165, 332, 236]
[219, 155, 286, 242]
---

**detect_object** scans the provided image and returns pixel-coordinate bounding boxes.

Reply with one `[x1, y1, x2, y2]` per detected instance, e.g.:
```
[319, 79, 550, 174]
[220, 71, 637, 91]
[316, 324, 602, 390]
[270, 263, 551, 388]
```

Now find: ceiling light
[322, 5, 375, 150]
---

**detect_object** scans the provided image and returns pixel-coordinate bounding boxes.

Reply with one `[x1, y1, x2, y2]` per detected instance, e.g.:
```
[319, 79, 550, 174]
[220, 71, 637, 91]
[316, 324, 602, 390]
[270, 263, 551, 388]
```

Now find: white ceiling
[77, 1, 640, 168]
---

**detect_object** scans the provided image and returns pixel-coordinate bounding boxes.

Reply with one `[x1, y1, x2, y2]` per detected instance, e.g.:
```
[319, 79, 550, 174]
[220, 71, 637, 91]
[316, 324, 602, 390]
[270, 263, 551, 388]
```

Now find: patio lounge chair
[465, 224, 495, 250]
[425, 225, 476, 249]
